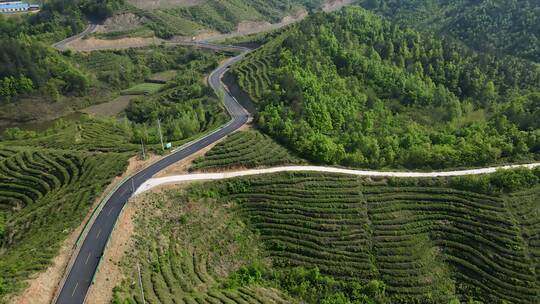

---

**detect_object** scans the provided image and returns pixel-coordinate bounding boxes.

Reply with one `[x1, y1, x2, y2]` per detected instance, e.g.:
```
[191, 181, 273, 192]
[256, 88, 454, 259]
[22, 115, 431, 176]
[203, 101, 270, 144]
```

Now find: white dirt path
[135, 163, 540, 195]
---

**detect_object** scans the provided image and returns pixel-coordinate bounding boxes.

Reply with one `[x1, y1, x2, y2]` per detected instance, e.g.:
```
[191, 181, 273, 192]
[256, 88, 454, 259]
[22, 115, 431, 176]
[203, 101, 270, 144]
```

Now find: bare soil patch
[128, 0, 203, 10]
[81, 95, 135, 117]
[281, 8, 309, 24]
[97, 13, 145, 33]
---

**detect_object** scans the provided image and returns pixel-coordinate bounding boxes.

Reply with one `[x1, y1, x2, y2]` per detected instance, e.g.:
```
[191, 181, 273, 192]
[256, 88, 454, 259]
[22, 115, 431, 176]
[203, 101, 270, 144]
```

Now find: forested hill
[0, 0, 124, 100]
[232, 7, 540, 169]
[357, 0, 540, 62]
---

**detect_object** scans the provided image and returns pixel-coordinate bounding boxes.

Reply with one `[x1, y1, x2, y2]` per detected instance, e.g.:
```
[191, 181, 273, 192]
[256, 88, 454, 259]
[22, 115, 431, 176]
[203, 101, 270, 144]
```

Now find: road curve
[135, 163, 540, 195]
[54, 47, 250, 304]
[52, 23, 98, 50]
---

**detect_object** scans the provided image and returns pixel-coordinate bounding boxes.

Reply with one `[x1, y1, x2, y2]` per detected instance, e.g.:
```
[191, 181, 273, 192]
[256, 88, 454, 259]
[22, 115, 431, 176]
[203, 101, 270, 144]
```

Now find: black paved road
[52, 23, 98, 50]
[55, 48, 250, 304]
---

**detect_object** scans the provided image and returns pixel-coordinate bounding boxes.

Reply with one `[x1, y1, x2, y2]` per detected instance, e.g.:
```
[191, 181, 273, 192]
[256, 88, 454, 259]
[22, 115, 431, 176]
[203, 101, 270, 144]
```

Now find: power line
[157, 119, 164, 151]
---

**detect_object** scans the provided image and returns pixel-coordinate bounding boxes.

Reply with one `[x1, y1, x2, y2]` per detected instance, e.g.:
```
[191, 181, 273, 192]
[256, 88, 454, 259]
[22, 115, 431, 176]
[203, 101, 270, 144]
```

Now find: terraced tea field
[191, 130, 303, 171]
[113, 190, 289, 304]
[231, 47, 275, 103]
[213, 172, 540, 303]
[0, 147, 128, 297]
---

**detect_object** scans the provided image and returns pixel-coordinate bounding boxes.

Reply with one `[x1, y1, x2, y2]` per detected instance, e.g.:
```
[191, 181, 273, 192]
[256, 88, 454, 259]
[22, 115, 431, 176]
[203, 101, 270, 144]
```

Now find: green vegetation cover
[233, 7, 540, 169]
[133, 0, 327, 38]
[191, 130, 304, 171]
[2, 46, 228, 150]
[357, 0, 540, 62]
[112, 182, 389, 304]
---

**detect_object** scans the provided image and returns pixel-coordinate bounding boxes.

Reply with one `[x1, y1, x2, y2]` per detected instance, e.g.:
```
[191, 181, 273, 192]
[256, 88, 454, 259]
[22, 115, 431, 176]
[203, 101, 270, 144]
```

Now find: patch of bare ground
[66, 36, 163, 51]
[128, 0, 203, 10]
[97, 13, 145, 33]
[81, 95, 135, 117]
[321, 0, 356, 13]
[236, 20, 272, 33]
[8, 155, 157, 304]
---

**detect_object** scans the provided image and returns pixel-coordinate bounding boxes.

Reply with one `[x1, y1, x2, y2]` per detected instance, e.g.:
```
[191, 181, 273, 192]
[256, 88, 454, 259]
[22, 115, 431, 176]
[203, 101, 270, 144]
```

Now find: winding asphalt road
[54, 46, 250, 304]
[52, 23, 98, 50]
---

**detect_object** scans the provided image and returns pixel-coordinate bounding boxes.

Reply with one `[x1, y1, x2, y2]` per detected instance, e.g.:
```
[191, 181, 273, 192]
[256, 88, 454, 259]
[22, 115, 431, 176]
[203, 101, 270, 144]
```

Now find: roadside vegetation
[232, 7, 540, 169]
[191, 130, 304, 171]
[0, 147, 128, 299]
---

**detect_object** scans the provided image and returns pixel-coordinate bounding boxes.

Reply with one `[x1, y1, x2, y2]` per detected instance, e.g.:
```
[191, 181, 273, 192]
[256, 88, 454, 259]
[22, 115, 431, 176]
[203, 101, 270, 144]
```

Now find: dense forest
[234, 7, 540, 169]
[357, 0, 540, 62]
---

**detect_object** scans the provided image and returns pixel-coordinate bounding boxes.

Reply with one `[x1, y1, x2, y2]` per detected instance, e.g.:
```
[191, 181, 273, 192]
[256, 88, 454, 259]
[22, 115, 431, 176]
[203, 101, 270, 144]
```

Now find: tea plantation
[0, 147, 128, 298]
[113, 190, 289, 304]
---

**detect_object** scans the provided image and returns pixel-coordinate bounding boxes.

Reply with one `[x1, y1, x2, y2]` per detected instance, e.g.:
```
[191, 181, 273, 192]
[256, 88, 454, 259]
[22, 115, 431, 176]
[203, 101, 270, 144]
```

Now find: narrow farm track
[136, 163, 540, 195]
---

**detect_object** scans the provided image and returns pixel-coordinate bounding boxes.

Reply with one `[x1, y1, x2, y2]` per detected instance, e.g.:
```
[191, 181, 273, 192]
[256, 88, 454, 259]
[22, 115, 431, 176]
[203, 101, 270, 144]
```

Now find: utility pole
[140, 138, 146, 160]
[157, 119, 165, 151]
[137, 263, 146, 304]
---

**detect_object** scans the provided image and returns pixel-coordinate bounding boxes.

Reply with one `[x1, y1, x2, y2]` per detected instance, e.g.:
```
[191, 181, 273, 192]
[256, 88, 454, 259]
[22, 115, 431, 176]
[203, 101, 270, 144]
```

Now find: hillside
[1, 46, 228, 150]
[356, 0, 540, 63]
[113, 168, 540, 303]
[231, 7, 540, 169]
[0, 147, 128, 299]
[191, 130, 305, 171]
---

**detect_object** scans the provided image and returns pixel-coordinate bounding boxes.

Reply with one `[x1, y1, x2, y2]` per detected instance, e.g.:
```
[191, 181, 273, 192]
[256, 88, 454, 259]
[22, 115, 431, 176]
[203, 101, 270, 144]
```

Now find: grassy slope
[0, 147, 128, 299]
[191, 130, 304, 171]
